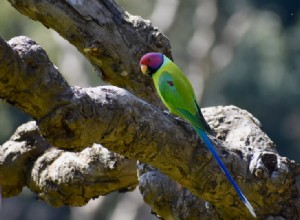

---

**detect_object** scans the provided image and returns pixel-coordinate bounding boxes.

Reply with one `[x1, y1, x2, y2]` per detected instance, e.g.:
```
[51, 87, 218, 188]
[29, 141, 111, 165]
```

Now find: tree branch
[7, 0, 171, 107]
[1, 36, 300, 219]
[0, 121, 48, 197]
[0, 121, 138, 207]
[138, 163, 216, 220]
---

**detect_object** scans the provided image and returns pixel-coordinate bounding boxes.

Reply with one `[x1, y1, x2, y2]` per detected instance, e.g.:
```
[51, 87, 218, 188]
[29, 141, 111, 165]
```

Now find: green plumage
[152, 56, 213, 134]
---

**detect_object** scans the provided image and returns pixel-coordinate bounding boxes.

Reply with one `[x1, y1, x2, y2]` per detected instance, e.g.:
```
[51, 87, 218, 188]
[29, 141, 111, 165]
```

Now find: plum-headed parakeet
[140, 52, 256, 218]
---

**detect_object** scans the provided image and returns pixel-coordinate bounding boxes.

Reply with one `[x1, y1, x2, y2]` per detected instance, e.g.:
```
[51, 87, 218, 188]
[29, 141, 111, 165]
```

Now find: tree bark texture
[0, 0, 300, 219]
[7, 0, 171, 107]
[0, 121, 137, 207]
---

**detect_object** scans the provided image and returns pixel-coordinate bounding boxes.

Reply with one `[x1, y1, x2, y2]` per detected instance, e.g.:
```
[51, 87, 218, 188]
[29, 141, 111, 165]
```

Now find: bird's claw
[162, 110, 187, 126]
[163, 110, 171, 115]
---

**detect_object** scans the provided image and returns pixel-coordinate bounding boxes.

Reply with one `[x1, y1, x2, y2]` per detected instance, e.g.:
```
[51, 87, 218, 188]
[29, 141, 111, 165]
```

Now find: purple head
[140, 52, 164, 76]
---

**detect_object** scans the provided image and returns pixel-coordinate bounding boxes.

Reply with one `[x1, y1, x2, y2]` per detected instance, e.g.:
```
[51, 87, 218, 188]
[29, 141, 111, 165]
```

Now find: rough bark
[0, 0, 300, 219]
[138, 164, 216, 220]
[0, 121, 137, 207]
[1, 36, 300, 219]
[7, 0, 171, 107]
[0, 121, 49, 197]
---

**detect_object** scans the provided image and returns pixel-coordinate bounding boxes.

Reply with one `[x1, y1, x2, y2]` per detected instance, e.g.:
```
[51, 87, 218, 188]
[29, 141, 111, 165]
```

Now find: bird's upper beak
[140, 64, 148, 74]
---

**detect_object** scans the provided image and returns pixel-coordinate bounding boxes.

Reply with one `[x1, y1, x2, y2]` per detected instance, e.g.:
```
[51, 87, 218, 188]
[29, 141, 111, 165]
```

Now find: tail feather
[196, 128, 256, 218]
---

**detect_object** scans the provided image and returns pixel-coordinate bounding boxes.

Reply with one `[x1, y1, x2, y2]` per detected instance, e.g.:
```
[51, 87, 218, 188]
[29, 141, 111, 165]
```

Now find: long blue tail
[197, 128, 256, 218]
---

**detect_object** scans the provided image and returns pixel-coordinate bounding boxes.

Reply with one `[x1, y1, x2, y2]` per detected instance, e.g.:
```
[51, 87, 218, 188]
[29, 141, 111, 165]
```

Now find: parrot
[139, 52, 256, 218]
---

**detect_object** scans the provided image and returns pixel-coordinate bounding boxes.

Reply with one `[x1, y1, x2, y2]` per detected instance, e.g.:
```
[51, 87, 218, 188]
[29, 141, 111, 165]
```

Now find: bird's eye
[147, 58, 152, 62]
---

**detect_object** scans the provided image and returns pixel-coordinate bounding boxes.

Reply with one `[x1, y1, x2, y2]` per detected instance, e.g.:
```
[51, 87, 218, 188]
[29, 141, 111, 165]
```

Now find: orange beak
[140, 64, 148, 74]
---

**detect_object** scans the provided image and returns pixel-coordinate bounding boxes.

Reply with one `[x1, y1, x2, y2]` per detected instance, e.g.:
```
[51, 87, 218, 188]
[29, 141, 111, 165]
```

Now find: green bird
[140, 52, 256, 218]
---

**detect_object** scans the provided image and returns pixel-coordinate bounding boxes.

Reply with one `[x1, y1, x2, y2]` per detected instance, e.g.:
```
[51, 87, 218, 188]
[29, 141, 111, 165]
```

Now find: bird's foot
[162, 110, 171, 115]
[162, 110, 188, 126]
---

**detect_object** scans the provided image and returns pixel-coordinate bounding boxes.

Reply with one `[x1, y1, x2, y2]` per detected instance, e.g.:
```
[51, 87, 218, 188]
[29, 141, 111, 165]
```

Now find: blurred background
[0, 0, 300, 219]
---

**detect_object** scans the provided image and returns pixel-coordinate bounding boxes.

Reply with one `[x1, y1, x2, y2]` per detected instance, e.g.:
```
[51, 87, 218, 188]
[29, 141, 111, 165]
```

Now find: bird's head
[139, 52, 164, 76]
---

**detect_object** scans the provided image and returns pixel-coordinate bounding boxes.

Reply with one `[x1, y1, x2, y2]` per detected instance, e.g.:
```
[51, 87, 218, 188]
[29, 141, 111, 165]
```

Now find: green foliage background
[1, 0, 300, 219]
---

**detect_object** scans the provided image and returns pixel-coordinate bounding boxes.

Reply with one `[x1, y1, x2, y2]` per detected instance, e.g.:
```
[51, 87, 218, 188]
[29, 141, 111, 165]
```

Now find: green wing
[157, 71, 213, 134]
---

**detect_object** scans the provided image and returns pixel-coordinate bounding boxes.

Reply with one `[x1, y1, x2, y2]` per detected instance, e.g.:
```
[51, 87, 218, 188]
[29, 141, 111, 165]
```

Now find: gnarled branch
[7, 0, 171, 107]
[1, 36, 300, 219]
[0, 121, 138, 206]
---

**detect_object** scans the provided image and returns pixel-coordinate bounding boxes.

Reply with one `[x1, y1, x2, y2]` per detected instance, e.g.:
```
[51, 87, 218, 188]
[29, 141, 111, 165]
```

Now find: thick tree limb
[0, 121, 138, 206]
[1, 36, 300, 219]
[7, 0, 171, 107]
[0, 122, 48, 197]
[138, 164, 216, 220]
[28, 143, 137, 207]
[0, 36, 72, 120]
